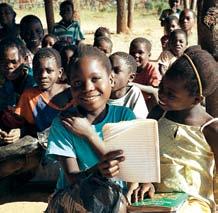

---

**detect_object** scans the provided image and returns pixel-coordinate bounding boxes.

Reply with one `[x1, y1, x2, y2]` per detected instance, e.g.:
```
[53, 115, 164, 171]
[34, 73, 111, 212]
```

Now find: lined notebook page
[103, 119, 160, 183]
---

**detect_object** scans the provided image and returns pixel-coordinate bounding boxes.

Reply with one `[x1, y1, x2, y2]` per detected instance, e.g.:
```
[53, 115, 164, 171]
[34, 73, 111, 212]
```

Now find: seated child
[129, 37, 161, 111]
[20, 15, 44, 55]
[0, 48, 74, 144]
[93, 36, 113, 56]
[108, 51, 148, 118]
[42, 34, 58, 48]
[45, 46, 152, 210]
[159, 0, 181, 27]
[0, 38, 35, 113]
[158, 29, 187, 75]
[179, 9, 197, 46]
[149, 46, 218, 212]
[0, 3, 20, 41]
[52, 0, 84, 45]
[94, 26, 111, 40]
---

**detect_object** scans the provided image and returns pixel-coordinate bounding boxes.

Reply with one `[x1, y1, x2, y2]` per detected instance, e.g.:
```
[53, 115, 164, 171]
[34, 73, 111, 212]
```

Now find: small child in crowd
[0, 38, 35, 113]
[0, 48, 74, 144]
[94, 26, 111, 40]
[109, 52, 148, 118]
[20, 15, 44, 55]
[158, 29, 187, 75]
[52, 0, 84, 45]
[149, 46, 218, 212]
[42, 34, 58, 48]
[0, 3, 20, 41]
[179, 9, 196, 46]
[160, 15, 180, 51]
[159, 0, 181, 27]
[93, 36, 113, 56]
[46, 46, 151, 210]
[129, 37, 161, 111]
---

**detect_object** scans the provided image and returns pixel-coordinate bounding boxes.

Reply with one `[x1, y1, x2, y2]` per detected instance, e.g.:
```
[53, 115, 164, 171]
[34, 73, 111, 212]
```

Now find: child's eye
[167, 92, 176, 100]
[46, 69, 54, 74]
[72, 80, 82, 87]
[92, 77, 101, 82]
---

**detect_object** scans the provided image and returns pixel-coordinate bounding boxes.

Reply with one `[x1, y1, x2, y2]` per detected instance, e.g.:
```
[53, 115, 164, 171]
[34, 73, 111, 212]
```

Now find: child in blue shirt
[46, 46, 153, 210]
[52, 1, 84, 45]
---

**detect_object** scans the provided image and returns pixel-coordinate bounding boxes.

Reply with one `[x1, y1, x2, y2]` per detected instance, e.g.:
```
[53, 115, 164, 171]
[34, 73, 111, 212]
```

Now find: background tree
[116, 0, 128, 33]
[44, 0, 54, 33]
[127, 0, 135, 30]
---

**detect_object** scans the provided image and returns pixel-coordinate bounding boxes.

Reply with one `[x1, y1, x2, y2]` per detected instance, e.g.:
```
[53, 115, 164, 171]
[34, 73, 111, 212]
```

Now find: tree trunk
[127, 0, 135, 30]
[198, 0, 218, 116]
[44, 0, 55, 33]
[116, 0, 128, 33]
[190, 0, 197, 11]
[183, 0, 190, 9]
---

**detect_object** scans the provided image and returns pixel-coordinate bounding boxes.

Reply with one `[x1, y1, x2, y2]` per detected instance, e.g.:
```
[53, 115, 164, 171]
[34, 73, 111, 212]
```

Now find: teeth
[159, 100, 166, 106]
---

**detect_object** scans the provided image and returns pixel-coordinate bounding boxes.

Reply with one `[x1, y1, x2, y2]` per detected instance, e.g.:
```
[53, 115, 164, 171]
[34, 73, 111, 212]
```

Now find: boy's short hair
[69, 44, 112, 78]
[130, 37, 152, 53]
[0, 3, 16, 21]
[93, 36, 113, 49]
[33, 48, 62, 69]
[60, 0, 74, 12]
[165, 15, 179, 26]
[110, 52, 137, 74]
[168, 29, 188, 45]
[0, 37, 26, 59]
[94, 27, 111, 39]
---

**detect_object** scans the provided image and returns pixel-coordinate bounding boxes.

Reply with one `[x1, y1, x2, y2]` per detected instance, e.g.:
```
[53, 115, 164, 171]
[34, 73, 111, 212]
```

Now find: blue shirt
[46, 104, 136, 190]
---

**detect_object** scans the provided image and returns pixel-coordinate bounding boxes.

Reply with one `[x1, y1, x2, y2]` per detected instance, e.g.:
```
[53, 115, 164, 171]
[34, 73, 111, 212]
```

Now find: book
[128, 192, 188, 212]
[102, 119, 160, 183]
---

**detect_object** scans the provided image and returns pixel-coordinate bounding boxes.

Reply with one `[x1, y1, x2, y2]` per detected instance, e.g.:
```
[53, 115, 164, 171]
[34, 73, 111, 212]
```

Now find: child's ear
[148, 52, 151, 57]
[194, 95, 204, 105]
[128, 73, 136, 83]
[58, 67, 64, 79]
[109, 73, 115, 87]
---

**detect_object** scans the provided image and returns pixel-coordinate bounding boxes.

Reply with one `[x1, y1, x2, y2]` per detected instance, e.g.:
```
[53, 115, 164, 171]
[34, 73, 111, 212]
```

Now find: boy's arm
[203, 121, 218, 170]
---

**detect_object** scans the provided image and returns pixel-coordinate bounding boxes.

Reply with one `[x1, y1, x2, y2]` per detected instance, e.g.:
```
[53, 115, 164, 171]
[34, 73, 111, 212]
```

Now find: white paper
[103, 119, 160, 183]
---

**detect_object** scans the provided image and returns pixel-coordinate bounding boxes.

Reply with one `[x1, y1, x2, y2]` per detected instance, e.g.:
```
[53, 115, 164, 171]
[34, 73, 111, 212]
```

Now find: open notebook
[102, 119, 160, 183]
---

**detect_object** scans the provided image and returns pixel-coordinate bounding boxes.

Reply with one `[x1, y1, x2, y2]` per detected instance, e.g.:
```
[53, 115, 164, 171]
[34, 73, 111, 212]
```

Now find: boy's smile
[70, 56, 112, 114]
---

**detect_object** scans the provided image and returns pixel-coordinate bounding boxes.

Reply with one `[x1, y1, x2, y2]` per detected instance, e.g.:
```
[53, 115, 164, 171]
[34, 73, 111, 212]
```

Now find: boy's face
[33, 57, 62, 91]
[180, 10, 195, 32]
[22, 21, 44, 49]
[169, 33, 187, 57]
[158, 76, 197, 111]
[96, 40, 112, 57]
[42, 36, 56, 48]
[110, 55, 133, 93]
[0, 6, 14, 25]
[129, 42, 150, 69]
[60, 4, 73, 22]
[169, 0, 180, 10]
[165, 20, 179, 35]
[70, 56, 112, 113]
[1, 47, 24, 80]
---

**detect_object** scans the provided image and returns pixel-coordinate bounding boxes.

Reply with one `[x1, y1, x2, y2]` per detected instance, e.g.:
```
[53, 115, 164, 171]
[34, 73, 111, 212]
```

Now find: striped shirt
[52, 20, 84, 45]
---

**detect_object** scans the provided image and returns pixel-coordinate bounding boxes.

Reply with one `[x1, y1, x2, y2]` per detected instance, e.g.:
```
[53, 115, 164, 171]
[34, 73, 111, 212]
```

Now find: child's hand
[97, 150, 125, 178]
[3, 128, 21, 144]
[62, 116, 94, 139]
[0, 129, 7, 141]
[127, 183, 155, 203]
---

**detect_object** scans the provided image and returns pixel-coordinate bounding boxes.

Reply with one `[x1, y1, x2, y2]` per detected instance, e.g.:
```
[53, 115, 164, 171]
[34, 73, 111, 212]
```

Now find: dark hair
[130, 37, 152, 53]
[0, 37, 26, 59]
[165, 46, 218, 97]
[20, 15, 43, 37]
[93, 36, 113, 50]
[165, 15, 179, 26]
[69, 44, 112, 79]
[0, 3, 16, 23]
[42, 34, 58, 47]
[168, 29, 188, 45]
[94, 27, 111, 39]
[60, 0, 74, 12]
[110, 52, 137, 74]
[33, 48, 62, 70]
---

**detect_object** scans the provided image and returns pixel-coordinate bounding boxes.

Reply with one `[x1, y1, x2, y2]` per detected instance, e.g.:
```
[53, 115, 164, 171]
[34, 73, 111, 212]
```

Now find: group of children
[0, 1, 217, 213]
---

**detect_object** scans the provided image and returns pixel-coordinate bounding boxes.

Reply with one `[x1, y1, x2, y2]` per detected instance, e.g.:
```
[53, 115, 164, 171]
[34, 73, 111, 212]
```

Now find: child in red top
[129, 37, 161, 111]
